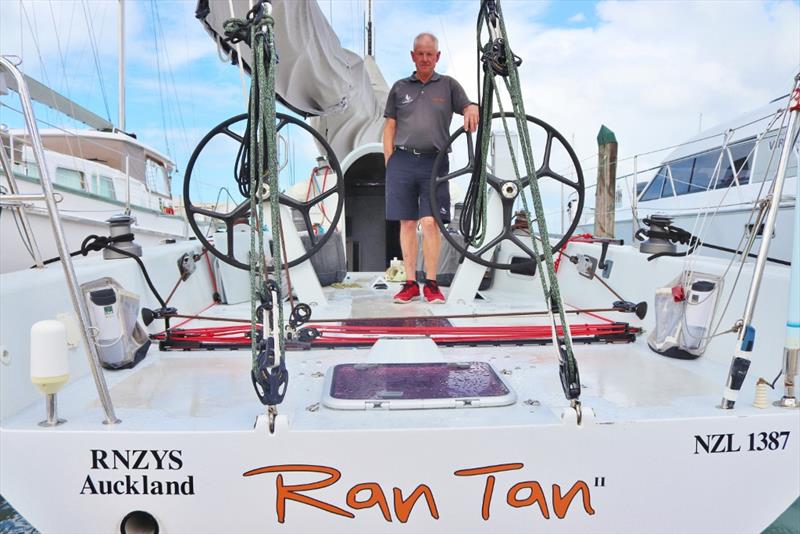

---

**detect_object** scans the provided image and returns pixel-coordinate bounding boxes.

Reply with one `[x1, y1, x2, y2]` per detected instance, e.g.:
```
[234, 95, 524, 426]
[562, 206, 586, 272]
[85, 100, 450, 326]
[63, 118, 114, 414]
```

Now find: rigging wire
[21, 3, 55, 120]
[148, 0, 174, 164]
[178, 7, 200, 134]
[45, 0, 89, 170]
[151, 0, 192, 165]
[79, 0, 112, 123]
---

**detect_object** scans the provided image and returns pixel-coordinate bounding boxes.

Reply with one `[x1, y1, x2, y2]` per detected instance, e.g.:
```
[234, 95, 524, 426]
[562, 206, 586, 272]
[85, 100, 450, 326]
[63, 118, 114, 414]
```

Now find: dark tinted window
[640, 167, 667, 201]
[670, 157, 694, 196]
[690, 151, 720, 192]
[636, 181, 648, 196]
[718, 140, 754, 189]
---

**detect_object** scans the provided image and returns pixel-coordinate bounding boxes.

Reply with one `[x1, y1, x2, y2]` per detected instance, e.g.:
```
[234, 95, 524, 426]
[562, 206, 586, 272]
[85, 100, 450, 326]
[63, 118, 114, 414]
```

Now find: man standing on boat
[383, 32, 479, 304]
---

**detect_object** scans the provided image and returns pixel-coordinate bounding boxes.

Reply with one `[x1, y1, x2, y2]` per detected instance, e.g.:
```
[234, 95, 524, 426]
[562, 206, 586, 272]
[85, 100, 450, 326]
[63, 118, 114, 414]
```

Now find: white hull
[1, 238, 798, 532]
[2, 410, 797, 533]
[1, 176, 188, 273]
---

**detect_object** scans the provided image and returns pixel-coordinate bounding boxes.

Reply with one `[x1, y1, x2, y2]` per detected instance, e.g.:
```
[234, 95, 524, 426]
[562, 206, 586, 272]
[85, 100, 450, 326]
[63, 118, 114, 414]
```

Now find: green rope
[477, 1, 579, 387]
[245, 11, 284, 371]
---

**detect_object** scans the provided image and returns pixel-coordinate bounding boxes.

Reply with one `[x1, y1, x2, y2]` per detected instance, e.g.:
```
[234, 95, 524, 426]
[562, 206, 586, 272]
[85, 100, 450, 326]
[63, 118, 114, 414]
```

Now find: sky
[1, 0, 798, 221]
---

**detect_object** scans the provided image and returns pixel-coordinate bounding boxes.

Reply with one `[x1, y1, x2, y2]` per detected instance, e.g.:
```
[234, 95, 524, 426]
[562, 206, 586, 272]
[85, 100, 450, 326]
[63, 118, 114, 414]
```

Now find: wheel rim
[430, 112, 584, 270]
[183, 113, 344, 271]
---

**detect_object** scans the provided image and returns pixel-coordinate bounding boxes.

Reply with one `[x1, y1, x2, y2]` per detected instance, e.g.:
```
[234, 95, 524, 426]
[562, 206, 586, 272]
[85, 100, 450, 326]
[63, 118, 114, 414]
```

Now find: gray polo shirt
[384, 72, 472, 152]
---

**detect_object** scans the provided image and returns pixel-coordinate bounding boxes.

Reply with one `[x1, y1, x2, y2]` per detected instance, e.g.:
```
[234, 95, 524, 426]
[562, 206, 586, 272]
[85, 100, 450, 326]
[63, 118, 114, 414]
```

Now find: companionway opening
[344, 152, 400, 272]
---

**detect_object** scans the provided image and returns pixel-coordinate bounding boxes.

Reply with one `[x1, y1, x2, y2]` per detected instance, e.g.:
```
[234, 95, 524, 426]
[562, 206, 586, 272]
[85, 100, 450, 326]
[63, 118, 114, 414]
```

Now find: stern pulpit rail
[0, 56, 119, 425]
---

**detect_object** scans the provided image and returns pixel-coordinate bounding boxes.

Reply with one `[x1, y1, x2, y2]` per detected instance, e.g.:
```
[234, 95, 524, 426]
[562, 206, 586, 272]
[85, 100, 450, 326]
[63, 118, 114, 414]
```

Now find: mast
[366, 0, 374, 57]
[118, 0, 125, 131]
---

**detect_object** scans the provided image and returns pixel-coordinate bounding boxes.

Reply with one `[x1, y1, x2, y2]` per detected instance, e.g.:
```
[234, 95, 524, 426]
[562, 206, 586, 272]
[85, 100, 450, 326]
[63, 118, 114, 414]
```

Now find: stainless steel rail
[0, 56, 119, 424]
[721, 74, 800, 409]
[0, 130, 44, 267]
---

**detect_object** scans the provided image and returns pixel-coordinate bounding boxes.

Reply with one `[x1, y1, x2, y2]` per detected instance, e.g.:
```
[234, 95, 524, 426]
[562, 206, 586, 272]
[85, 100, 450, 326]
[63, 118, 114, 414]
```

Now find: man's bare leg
[420, 216, 440, 280]
[400, 219, 419, 282]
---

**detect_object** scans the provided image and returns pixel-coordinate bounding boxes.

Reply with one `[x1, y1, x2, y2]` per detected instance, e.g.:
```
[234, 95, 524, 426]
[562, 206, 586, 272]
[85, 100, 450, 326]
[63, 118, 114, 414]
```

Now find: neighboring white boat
[578, 97, 798, 263]
[0, 0, 190, 274]
[1, 127, 187, 273]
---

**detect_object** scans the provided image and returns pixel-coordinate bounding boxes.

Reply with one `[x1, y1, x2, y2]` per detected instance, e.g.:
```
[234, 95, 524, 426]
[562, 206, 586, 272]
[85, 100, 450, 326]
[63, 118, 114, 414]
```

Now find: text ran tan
[243, 462, 596, 523]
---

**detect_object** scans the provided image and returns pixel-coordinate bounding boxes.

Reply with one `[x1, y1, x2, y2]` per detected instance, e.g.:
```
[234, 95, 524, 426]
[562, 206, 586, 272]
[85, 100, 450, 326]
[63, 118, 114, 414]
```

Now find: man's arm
[463, 104, 479, 133]
[383, 118, 397, 165]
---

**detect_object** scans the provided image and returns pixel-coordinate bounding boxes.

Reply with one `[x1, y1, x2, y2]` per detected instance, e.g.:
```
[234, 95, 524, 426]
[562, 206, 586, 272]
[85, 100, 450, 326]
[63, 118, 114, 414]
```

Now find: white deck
[1, 273, 771, 433]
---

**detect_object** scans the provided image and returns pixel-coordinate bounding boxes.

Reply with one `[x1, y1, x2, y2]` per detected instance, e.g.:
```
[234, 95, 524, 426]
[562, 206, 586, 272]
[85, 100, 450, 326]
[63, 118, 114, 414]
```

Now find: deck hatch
[322, 362, 516, 410]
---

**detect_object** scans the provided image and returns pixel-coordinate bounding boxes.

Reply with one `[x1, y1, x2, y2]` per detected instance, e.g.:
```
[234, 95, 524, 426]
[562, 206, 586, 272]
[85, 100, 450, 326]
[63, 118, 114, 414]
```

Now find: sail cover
[195, 0, 388, 159]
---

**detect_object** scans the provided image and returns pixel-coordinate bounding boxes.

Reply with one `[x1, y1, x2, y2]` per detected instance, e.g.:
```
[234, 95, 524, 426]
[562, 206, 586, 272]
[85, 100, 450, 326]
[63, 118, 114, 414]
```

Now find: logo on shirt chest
[431, 96, 446, 105]
[399, 94, 414, 105]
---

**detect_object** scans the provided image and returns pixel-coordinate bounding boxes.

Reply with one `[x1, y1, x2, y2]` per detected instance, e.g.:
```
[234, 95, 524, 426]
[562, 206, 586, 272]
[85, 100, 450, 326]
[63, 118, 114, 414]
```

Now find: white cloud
[568, 12, 587, 23]
[439, 0, 799, 184]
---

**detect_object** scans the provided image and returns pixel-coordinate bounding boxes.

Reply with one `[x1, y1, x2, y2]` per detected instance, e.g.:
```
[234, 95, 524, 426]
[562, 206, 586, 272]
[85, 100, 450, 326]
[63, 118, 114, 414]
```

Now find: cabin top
[6, 128, 174, 198]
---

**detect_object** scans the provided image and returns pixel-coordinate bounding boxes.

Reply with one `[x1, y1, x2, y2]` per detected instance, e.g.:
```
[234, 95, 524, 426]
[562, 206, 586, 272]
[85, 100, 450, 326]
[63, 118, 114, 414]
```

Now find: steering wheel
[430, 112, 584, 270]
[183, 113, 344, 271]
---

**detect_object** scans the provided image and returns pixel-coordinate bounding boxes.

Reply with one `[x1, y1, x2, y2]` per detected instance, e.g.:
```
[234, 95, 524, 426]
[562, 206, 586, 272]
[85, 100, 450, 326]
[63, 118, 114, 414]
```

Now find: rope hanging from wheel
[223, 0, 288, 429]
[470, 0, 582, 408]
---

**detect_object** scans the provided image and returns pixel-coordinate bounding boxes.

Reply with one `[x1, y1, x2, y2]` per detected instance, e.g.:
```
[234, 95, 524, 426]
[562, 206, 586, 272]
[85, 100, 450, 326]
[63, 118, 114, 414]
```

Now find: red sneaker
[393, 281, 420, 303]
[423, 280, 445, 303]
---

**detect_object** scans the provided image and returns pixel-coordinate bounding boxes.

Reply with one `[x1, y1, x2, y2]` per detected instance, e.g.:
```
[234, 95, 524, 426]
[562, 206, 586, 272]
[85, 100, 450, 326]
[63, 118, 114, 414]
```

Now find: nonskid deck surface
[3, 274, 770, 432]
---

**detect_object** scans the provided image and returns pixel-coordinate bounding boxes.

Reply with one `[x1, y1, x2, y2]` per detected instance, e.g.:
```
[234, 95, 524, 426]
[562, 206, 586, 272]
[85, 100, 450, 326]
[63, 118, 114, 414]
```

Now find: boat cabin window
[94, 174, 117, 199]
[717, 140, 754, 189]
[640, 138, 758, 201]
[145, 158, 170, 196]
[669, 156, 694, 196]
[11, 161, 40, 179]
[55, 167, 87, 191]
[640, 167, 667, 201]
[689, 151, 719, 192]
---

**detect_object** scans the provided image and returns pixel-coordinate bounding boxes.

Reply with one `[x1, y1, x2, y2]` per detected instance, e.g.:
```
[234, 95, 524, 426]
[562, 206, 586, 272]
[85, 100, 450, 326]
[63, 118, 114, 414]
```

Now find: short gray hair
[412, 32, 439, 51]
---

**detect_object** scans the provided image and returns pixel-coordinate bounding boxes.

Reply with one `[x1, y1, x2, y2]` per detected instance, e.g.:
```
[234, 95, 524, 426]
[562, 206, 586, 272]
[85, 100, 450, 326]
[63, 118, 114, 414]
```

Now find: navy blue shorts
[385, 150, 450, 222]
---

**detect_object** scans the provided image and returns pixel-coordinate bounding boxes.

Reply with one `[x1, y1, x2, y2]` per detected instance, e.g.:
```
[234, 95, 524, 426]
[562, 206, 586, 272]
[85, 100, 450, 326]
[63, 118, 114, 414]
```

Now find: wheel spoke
[516, 174, 532, 188]
[279, 194, 304, 210]
[509, 233, 539, 259]
[192, 205, 227, 220]
[539, 170, 580, 190]
[306, 228, 319, 248]
[437, 165, 472, 185]
[226, 219, 235, 256]
[229, 200, 251, 220]
[541, 131, 554, 171]
[485, 172, 504, 190]
[314, 186, 339, 203]
[222, 127, 244, 143]
[473, 232, 506, 257]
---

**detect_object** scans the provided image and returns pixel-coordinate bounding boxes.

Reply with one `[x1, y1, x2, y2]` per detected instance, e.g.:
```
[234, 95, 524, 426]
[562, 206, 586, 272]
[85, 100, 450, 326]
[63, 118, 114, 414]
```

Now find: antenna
[118, 0, 125, 131]
[366, 0, 374, 57]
